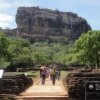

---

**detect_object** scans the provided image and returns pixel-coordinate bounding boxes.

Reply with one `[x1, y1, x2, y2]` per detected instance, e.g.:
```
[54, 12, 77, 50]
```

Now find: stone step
[14, 95, 69, 100]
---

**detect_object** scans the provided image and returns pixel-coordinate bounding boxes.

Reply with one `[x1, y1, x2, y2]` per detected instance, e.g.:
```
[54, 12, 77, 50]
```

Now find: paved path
[20, 78, 67, 96]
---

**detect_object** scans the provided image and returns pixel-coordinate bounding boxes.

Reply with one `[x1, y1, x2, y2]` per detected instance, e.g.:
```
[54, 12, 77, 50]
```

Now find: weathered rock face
[16, 7, 91, 42]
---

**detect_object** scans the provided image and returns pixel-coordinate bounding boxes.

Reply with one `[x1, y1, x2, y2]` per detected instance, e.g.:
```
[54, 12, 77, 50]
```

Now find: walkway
[16, 78, 68, 100]
[21, 78, 67, 96]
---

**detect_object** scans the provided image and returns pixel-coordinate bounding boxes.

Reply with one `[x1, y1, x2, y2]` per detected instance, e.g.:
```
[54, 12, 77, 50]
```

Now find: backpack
[51, 68, 56, 75]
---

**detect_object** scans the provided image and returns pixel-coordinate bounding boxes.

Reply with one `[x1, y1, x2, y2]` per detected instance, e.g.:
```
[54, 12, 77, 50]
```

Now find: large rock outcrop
[16, 7, 91, 42]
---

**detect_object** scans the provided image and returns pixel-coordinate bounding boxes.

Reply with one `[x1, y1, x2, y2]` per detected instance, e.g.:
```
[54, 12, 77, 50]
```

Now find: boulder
[16, 6, 91, 42]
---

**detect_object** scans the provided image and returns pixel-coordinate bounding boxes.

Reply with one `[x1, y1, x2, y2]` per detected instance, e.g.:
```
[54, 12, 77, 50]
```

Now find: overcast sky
[0, 0, 100, 30]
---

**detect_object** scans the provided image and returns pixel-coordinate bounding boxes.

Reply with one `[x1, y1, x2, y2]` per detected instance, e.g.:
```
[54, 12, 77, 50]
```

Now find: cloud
[0, 14, 14, 22]
[0, 22, 10, 28]
[13, 0, 36, 8]
[0, 0, 12, 11]
[60, 0, 100, 6]
[0, 0, 37, 29]
[0, 13, 14, 29]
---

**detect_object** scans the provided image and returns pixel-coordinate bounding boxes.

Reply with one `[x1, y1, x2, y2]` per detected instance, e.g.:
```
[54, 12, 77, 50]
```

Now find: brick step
[14, 95, 69, 100]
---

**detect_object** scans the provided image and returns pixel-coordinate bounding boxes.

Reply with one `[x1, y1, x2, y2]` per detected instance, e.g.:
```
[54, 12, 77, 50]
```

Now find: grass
[60, 70, 70, 79]
[26, 71, 40, 78]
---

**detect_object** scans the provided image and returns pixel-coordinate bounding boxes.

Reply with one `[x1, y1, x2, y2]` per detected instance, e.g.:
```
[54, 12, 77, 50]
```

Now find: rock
[0, 28, 17, 37]
[16, 6, 91, 42]
[4, 28, 17, 37]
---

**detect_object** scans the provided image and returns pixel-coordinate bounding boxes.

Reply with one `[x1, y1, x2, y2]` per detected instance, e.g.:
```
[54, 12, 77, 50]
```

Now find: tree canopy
[75, 31, 100, 68]
[1, 30, 100, 69]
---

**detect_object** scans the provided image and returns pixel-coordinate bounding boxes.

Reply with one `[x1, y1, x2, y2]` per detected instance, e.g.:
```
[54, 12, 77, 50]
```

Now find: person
[41, 68, 46, 85]
[40, 65, 46, 78]
[40, 68, 43, 78]
[56, 66, 61, 80]
[50, 67, 56, 85]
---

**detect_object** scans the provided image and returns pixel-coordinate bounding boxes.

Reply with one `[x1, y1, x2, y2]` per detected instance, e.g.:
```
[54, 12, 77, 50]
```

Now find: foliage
[4, 30, 100, 69]
[75, 31, 100, 68]
[0, 31, 10, 67]
[0, 31, 9, 58]
[7, 38, 32, 65]
[0, 31, 76, 69]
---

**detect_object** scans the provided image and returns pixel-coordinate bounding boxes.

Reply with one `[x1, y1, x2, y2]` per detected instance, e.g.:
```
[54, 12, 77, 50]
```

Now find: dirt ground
[20, 78, 68, 96]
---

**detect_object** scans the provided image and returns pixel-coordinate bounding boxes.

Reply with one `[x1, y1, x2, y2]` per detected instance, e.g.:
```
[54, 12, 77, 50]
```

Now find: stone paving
[20, 78, 67, 96]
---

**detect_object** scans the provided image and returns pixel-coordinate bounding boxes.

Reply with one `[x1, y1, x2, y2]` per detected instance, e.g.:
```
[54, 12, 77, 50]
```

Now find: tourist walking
[41, 68, 46, 85]
[56, 66, 61, 80]
[40, 68, 43, 78]
[50, 67, 56, 85]
[46, 67, 50, 78]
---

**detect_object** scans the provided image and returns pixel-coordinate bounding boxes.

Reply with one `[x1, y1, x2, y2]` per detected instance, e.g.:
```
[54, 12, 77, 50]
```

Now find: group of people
[40, 64, 61, 85]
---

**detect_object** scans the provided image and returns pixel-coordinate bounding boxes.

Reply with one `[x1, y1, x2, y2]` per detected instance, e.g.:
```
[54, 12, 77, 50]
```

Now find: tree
[7, 38, 32, 66]
[75, 31, 100, 68]
[0, 31, 10, 67]
[0, 31, 9, 57]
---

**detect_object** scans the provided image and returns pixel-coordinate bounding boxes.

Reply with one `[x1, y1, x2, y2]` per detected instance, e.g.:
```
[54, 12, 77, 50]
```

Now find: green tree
[0, 31, 9, 58]
[7, 38, 32, 66]
[75, 31, 100, 68]
[0, 31, 10, 67]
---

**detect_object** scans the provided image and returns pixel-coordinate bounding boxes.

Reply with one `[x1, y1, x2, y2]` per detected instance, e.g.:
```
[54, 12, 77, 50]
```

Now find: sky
[0, 0, 100, 30]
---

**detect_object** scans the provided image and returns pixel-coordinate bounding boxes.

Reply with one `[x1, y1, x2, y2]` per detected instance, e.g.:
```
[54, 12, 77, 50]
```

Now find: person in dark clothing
[40, 68, 42, 78]
[41, 69, 46, 85]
